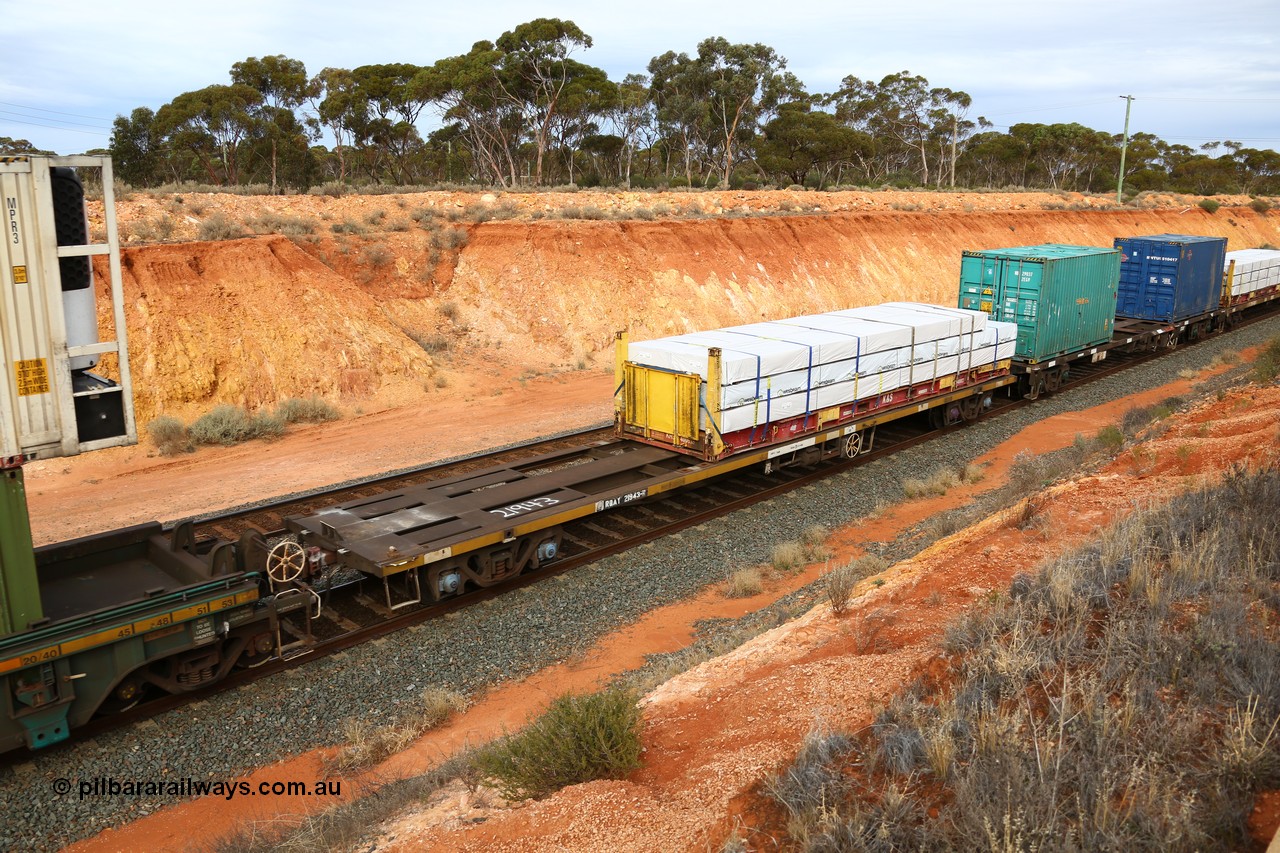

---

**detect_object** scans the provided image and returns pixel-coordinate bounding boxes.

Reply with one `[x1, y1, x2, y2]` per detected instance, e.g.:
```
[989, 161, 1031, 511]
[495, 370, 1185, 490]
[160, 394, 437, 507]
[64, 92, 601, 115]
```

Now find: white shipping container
[0, 155, 135, 459]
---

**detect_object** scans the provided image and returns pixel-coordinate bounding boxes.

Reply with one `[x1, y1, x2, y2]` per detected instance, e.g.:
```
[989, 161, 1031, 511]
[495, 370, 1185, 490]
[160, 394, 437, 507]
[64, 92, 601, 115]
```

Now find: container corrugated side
[1114, 234, 1226, 322]
[958, 244, 1119, 363]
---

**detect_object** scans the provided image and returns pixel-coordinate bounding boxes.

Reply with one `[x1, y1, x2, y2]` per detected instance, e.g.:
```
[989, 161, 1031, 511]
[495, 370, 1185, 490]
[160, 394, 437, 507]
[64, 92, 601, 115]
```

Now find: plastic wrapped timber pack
[627, 303, 1017, 434]
[1226, 249, 1280, 298]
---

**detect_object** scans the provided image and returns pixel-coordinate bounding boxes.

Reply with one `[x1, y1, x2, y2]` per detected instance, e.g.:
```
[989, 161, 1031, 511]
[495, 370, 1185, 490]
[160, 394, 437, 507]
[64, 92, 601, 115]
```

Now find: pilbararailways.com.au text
[54, 776, 341, 800]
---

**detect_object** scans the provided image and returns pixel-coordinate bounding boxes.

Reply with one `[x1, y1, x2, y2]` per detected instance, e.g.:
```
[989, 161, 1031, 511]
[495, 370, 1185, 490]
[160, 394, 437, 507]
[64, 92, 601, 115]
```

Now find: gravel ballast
[3, 315, 1279, 851]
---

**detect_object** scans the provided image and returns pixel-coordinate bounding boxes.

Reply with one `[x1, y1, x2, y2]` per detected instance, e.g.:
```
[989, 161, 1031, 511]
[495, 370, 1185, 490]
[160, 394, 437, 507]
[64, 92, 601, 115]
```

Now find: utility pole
[1116, 95, 1135, 203]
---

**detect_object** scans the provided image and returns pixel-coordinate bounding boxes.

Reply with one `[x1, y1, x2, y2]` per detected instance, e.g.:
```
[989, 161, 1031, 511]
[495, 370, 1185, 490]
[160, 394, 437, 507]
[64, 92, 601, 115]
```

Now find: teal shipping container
[958, 244, 1119, 363]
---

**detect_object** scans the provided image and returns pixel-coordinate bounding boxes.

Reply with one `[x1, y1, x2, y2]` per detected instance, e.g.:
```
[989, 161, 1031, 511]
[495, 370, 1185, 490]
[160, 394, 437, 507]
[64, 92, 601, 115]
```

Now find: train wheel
[100, 679, 146, 714]
[266, 541, 306, 585]
[842, 431, 864, 458]
[960, 396, 982, 422]
[1045, 369, 1063, 394]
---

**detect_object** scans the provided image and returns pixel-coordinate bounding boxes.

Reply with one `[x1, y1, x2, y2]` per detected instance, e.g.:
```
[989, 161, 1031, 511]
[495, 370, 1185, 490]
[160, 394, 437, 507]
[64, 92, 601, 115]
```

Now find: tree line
[98, 18, 1279, 196]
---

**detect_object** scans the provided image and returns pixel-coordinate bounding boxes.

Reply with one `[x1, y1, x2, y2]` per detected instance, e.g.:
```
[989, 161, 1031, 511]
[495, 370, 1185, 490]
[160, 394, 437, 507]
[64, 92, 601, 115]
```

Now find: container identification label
[6, 196, 18, 245]
[12, 265, 26, 284]
[595, 489, 647, 511]
[15, 358, 49, 396]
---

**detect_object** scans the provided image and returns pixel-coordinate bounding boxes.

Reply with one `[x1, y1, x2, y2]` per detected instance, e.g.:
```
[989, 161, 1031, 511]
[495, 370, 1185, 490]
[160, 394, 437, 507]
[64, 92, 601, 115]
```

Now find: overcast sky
[5, 0, 1279, 158]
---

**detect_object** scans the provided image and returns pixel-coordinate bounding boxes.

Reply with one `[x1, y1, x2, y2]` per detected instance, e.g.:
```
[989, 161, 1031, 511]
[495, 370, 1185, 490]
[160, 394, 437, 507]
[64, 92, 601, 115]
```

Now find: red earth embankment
[94, 202, 1280, 426]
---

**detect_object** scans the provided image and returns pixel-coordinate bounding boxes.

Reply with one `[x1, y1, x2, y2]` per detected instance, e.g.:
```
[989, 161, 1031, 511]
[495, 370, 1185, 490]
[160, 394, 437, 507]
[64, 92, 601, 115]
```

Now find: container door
[958, 255, 998, 315]
[999, 259, 1043, 361]
[1117, 243, 1177, 320]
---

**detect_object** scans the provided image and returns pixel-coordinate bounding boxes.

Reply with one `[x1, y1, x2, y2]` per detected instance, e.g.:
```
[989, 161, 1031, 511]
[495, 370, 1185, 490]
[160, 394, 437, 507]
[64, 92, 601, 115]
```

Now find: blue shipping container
[1113, 234, 1226, 322]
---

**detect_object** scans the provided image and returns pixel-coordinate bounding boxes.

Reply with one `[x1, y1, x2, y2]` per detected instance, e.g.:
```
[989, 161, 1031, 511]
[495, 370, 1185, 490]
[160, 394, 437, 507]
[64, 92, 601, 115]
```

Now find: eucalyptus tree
[422, 41, 522, 186]
[829, 71, 973, 186]
[757, 102, 871, 187]
[545, 60, 617, 184]
[1218, 141, 1280, 195]
[494, 18, 598, 185]
[607, 73, 655, 188]
[425, 19, 609, 187]
[647, 49, 710, 184]
[109, 107, 162, 186]
[695, 37, 804, 186]
[350, 63, 430, 182]
[231, 55, 315, 191]
[312, 67, 364, 182]
[648, 39, 802, 187]
[154, 83, 262, 184]
[1008, 122, 1116, 190]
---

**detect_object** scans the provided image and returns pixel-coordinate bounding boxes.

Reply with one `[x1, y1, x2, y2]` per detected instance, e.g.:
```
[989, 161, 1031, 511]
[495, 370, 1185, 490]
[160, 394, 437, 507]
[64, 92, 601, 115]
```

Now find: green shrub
[131, 214, 176, 242]
[189, 405, 249, 445]
[247, 411, 285, 440]
[198, 212, 246, 241]
[1254, 336, 1280, 383]
[1249, 198, 1271, 214]
[330, 218, 367, 235]
[1094, 424, 1125, 451]
[476, 688, 643, 800]
[275, 396, 340, 424]
[308, 181, 351, 197]
[360, 242, 394, 267]
[189, 404, 284, 445]
[1198, 198, 1220, 213]
[245, 212, 317, 236]
[146, 415, 192, 455]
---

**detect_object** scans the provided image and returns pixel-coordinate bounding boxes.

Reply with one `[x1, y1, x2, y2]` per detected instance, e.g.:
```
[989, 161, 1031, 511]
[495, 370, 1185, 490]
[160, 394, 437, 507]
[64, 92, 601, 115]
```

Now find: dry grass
[146, 415, 192, 455]
[198, 212, 246, 241]
[726, 567, 764, 598]
[275, 396, 341, 424]
[771, 541, 807, 572]
[326, 687, 466, 773]
[902, 465, 961, 498]
[765, 463, 1280, 850]
[824, 563, 858, 615]
[799, 524, 833, 561]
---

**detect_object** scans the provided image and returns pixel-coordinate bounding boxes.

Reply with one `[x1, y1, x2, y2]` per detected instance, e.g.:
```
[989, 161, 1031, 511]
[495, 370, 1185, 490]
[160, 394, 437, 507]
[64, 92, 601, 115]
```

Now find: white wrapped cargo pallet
[626, 304, 1016, 435]
[1225, 249, 1280, 297]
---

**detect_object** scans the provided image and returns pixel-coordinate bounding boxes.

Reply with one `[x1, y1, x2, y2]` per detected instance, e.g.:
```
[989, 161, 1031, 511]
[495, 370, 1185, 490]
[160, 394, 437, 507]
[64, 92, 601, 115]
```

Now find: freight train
[2, 156, 1277, 754]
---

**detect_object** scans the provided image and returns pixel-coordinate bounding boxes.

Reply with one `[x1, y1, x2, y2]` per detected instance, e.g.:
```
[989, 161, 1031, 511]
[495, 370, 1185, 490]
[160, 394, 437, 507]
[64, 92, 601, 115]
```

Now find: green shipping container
[958, 244, 1119, 363]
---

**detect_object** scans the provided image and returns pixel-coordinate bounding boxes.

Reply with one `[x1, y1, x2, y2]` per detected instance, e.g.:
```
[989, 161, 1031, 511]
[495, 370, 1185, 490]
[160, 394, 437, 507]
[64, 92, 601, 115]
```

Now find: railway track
[29, 297, 1280, 758]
